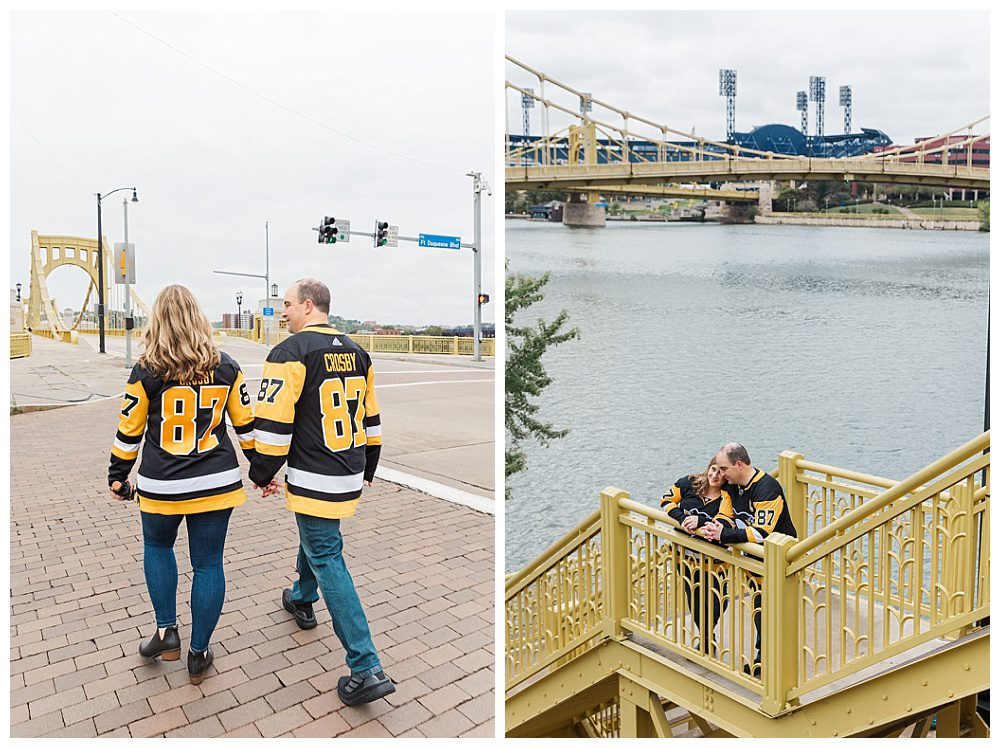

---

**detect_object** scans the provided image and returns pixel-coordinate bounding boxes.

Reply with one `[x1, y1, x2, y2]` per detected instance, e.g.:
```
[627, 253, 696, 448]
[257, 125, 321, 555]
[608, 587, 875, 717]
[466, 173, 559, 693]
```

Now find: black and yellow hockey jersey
[713, 469, 797, 544]
[249, 324, 382, 520]
[108, 351, 256, 514]
[660, 475, 728, 527]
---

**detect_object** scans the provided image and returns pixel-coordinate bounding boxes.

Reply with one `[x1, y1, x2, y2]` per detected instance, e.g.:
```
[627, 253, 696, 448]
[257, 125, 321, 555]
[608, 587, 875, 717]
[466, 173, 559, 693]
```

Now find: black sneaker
[187, 647, 214, 685]
[282, 588, 317, 630]
[138, 627, 181, 661]
[337, 670, 396, 706]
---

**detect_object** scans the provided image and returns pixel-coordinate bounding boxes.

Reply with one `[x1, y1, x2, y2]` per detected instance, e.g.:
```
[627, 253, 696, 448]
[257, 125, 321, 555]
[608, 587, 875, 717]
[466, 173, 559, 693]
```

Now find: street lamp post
[123, 195, 138, 369]
[96, 187, 138, 354]
[214, 222, 272, 346]
[236, 291, 243, 330]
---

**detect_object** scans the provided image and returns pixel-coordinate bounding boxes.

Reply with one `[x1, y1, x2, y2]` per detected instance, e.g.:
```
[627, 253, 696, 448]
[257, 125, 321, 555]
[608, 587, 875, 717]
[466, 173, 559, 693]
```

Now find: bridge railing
[779, 432, 990, 710]
[505, 509, 604, 692]
[506, 433, 990, 717]
[11, 332, 32, 358]
[609, 491, 768, 698]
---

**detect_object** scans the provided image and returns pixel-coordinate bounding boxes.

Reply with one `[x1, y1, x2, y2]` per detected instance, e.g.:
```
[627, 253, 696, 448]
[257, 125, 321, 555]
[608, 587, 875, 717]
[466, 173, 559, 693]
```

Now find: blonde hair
[689, 455, 718, 498]
[138, 285, 220, 383]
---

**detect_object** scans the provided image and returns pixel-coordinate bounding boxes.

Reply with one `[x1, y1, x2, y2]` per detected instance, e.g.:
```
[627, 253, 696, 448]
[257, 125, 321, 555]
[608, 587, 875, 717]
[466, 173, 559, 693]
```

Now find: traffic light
[477, 293, 490, 305]
[318, 216, 337, 244]
[374, 221, 389, 247]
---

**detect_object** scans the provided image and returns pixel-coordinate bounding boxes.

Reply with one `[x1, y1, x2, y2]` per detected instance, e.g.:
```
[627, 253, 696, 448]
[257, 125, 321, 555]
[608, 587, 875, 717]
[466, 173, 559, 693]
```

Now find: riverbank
[506, 213, 985, 231]
[757, 213, 983, 231]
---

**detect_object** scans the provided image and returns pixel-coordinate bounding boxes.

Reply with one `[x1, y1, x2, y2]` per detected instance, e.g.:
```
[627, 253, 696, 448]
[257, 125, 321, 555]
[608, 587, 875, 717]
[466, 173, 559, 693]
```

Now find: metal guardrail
[10, 332, 32, 358]
[218, 329, 495, 357]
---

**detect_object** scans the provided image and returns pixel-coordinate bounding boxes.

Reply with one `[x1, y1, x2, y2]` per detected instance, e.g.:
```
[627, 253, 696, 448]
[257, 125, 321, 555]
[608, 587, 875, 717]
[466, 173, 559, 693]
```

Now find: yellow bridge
[506, 56, 990, 197]
[505, 433, 990, 738]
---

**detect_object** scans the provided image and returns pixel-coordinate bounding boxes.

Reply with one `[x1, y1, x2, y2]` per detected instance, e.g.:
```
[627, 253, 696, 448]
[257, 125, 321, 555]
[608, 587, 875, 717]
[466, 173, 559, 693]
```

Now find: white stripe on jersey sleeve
[255, 430, 293, 446]
[113, 438, 141, 454]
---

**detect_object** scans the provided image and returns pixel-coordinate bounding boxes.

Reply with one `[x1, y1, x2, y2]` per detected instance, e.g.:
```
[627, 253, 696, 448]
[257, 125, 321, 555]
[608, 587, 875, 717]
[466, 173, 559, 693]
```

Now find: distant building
[222, 311, 254, 329]
[530, 200, 564, 221]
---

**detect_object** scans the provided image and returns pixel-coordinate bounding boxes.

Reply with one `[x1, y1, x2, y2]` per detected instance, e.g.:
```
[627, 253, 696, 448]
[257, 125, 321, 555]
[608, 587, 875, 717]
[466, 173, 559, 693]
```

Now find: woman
[660, 458, 729, 654]
[108, 285, 256, 684]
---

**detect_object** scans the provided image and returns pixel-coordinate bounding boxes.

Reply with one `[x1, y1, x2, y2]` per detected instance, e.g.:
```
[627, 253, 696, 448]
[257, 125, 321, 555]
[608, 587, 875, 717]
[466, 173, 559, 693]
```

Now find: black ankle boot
[138, 627, 181, 661]
[187, 647, 214, 685]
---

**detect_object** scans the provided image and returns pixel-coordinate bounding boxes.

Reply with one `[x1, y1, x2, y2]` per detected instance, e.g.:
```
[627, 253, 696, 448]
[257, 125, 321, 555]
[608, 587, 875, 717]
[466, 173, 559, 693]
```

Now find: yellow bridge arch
[27, 231, 149, 336]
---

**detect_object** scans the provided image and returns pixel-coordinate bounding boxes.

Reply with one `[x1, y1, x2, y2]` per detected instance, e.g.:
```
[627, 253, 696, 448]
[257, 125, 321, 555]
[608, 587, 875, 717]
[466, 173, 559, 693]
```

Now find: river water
[505, 220, 989, 570]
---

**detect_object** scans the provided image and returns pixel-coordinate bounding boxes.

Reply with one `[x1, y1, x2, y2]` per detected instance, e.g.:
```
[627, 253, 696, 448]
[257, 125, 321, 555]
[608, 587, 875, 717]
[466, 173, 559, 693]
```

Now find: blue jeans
[141, 508, 232, 653]
[289, 513, 382, 677]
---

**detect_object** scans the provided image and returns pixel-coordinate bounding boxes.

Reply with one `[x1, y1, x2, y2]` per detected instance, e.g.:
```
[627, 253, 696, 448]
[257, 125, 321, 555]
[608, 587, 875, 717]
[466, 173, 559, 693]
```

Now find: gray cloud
[507, 11, 988, 145]
[12, 10, 494, 326]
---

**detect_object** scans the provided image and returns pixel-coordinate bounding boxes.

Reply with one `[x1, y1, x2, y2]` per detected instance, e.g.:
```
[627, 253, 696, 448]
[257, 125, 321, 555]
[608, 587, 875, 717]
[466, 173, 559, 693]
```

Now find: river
[505, 220, 989, 570]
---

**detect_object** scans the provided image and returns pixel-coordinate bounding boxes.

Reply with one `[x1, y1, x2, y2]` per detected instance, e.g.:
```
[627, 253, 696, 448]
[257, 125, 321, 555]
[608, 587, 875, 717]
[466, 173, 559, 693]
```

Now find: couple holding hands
[661, 443, 798, 676]
[107, 279, 394, 707]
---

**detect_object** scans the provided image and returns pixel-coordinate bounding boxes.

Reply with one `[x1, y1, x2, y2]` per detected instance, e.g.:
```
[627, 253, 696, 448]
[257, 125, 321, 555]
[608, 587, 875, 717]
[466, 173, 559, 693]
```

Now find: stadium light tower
[809, 75, 826, 140]
[839, 85, 852, 134]
[796, 90, 808, 136]
[719, 69, 737, 141]
[521, 88, 535, 137]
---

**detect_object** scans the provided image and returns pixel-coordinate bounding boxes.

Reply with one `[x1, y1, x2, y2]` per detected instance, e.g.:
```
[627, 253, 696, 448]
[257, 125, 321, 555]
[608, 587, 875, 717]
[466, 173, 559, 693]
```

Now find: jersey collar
[302, 323, 344, 334]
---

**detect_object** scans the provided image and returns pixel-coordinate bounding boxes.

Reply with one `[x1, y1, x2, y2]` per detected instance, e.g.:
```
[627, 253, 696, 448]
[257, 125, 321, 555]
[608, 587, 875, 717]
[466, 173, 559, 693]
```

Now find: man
[250, 278, 395, 706]
[702, 443, 797, 677]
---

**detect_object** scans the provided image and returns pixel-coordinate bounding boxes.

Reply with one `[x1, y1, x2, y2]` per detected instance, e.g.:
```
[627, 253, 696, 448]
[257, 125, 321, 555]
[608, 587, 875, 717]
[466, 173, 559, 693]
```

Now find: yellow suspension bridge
[505, 434, 989, 737]
[505, 56, 989, 208]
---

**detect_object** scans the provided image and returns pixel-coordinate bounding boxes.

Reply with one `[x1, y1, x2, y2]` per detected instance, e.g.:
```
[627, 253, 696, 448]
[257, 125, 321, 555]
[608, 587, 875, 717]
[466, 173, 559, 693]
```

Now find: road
[12, 333, 495, 506]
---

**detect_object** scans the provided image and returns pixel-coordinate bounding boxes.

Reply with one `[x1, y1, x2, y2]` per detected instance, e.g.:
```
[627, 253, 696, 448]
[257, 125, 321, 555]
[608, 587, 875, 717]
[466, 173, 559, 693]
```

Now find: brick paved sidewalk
[10, 400, 495, 738]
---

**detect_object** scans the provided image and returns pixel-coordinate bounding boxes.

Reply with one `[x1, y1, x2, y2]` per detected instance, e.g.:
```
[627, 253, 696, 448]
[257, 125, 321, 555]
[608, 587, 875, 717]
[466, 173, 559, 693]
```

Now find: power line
[108, 11, 466, 176]
[11, 108, 91, 193]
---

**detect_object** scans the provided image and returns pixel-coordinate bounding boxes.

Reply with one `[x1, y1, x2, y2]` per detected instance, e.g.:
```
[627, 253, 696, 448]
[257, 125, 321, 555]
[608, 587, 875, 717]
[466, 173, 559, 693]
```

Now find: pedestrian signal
[477, 293, 490, 305]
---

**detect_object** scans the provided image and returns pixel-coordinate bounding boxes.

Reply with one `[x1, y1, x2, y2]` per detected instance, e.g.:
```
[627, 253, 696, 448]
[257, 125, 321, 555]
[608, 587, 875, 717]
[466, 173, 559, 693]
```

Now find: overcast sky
[506, 11, 989, 146]
[11, 10, 494, 326]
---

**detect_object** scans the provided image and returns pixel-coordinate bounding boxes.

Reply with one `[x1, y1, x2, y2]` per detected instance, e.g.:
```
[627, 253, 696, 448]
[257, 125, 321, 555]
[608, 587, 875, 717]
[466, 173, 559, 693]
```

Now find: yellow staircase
[505, 433, 990, 738]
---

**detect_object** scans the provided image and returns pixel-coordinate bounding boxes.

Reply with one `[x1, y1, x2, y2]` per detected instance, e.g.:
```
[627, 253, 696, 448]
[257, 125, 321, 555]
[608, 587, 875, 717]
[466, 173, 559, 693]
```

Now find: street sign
[418, 233, 462, 250]
[263, 307, 274, 317]
[113, 242, 135, 284]
[334, 219, 350, 242]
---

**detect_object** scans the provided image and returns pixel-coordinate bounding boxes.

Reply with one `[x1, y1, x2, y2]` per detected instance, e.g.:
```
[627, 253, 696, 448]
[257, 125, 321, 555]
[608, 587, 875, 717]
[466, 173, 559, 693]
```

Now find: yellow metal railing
[781, 433, 990, 708]
[217, 328, 494, 357]
[350, 334, 495, 357]
[11, 332, 32, 358]
[31, 329, 78, 344]
[505, 509, 604, 691]
[506, 433, 990, 719]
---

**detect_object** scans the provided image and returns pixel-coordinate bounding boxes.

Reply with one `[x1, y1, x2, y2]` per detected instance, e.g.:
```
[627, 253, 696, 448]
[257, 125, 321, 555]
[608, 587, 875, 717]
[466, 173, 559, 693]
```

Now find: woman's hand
[680, 515, 699, 534]
[110, 481, 127, 501]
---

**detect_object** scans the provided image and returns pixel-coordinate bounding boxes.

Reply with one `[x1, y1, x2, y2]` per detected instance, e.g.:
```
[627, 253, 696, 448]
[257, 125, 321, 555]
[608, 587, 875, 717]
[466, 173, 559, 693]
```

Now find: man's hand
[364, 480, 373, 488]
[702, 520, 724, 543]
[680, 515, 699, 534]
[258, 479, 281, 497]
[110, 481, 127, 502]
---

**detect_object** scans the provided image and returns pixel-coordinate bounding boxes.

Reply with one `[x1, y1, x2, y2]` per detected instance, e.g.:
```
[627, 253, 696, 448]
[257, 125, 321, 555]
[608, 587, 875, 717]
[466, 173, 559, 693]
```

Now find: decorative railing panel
[615, 502, 765, 695]
[505, 512, 603, 691]
[11, 332, 32, 358]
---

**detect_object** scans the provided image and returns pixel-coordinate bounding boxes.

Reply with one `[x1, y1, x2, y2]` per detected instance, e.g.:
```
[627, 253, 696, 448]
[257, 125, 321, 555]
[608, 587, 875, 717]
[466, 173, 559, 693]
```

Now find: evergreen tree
[505, 269, 579, 494]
